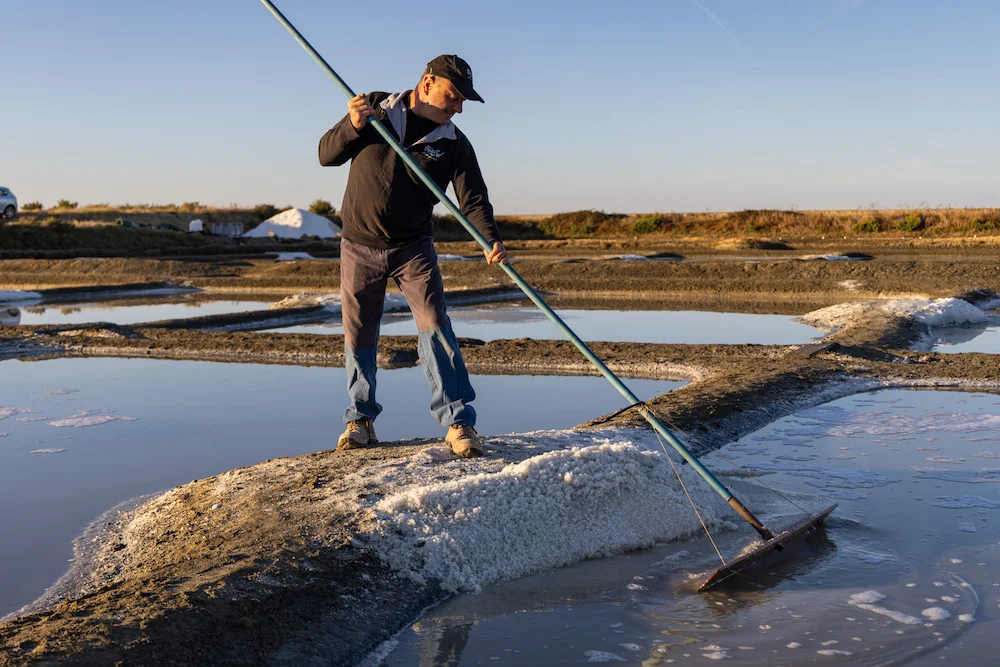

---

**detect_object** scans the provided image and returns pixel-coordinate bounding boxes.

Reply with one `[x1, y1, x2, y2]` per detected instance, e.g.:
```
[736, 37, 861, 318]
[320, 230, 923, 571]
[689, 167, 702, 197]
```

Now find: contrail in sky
[691, 0, 741, 48]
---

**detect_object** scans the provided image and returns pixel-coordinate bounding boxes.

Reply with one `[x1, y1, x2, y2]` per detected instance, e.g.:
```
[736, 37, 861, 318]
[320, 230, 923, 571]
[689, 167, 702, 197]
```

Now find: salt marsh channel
[10, 295, 277, 326]
[268, 306, 823, 345]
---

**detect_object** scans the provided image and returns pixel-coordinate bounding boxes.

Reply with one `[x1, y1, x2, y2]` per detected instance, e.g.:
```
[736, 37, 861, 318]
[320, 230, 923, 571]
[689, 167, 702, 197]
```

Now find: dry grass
[12, 205, 1000, 242]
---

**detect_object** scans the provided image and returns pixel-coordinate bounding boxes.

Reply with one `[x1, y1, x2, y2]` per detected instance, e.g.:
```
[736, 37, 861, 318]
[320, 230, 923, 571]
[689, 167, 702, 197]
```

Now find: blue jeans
[341, 237, 476, 428]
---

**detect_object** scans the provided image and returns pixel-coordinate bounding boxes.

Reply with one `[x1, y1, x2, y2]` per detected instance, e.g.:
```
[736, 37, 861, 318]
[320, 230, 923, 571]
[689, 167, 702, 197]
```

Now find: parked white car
[0, 186, 16, 220]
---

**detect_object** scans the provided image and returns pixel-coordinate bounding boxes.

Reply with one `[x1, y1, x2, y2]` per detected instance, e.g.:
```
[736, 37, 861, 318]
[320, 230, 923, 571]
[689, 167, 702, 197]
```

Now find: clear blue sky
[5, 0, 999, 214]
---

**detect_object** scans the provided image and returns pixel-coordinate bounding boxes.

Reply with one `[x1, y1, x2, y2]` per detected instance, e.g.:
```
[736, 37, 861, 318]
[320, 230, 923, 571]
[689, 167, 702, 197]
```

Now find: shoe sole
[337, 436, 367, 450]
[451, 444, 483, 458]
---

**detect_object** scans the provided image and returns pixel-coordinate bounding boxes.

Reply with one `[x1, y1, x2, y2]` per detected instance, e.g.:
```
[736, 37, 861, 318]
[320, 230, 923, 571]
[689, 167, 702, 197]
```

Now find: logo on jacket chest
[420, 145, 444, 161]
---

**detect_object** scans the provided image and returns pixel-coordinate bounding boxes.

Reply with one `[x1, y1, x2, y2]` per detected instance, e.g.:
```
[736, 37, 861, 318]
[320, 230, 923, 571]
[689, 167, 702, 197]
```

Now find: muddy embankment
[3, 249, 1000, 299]
[3, 256, 1000, 664]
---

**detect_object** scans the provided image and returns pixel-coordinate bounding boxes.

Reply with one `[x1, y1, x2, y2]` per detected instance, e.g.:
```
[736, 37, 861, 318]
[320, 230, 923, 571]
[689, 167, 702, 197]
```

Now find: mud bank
[5, 251, 1000, 300]
[5, 292, 1000, 664]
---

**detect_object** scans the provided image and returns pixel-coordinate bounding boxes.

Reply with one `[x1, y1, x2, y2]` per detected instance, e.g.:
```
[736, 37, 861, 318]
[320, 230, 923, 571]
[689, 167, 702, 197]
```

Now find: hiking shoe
[446, 424, 482, 458]
[338, 419, 377, 450]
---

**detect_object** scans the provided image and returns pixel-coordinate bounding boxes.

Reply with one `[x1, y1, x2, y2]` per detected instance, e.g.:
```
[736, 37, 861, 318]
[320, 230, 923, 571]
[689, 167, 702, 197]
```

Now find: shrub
[179, 202, 200, 213]
[971, 217, 997, 232]
[853, 217, 882, 233]
[631, 215, 662, 234]
[896, 212, 924, 232]
[21, 201, 43, 211]
[55, 199, 78, 209]
[309, 199, 334, 215]
[253, 204, 280, 221]
[44, 218, 75, 232]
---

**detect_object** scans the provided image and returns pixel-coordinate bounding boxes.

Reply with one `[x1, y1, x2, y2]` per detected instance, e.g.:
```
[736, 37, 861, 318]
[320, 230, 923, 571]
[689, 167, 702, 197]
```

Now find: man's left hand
[484, 242, 509, 265]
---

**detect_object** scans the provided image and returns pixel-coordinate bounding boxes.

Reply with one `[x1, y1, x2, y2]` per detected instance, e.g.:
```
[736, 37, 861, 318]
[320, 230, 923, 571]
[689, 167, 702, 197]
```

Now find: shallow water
[12, 295, 277, 326]
[380, 390, 1000, 666]
[0, 357, 680, 617]
[932, 311, 1000, 354]
[271, 307, 823, 345]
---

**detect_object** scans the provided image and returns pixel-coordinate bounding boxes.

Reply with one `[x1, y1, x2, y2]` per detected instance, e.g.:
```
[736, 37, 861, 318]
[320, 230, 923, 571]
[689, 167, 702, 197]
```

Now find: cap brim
[454, 80, 484, 103]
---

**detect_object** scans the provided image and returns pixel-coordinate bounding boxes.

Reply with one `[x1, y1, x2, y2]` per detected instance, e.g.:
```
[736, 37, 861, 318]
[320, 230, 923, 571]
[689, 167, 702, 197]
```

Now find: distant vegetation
[896, 212, 924, 232]
[0, 217, 338, 259]
[309, 199, 334, 215]
[7, 204, 1000, 253]
[853, 217, 883, 233]
[252, 204, 281, 221]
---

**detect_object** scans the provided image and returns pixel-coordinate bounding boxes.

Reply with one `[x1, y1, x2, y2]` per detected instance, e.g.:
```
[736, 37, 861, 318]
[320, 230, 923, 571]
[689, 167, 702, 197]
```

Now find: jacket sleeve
[318, 93, 380, 166]
[451, 138, 502, 246]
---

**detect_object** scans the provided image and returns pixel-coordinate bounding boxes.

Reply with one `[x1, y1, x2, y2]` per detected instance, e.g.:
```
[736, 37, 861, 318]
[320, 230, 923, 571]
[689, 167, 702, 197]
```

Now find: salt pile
[243, 207, 340, 239]
[367, 439, 732, 593]
[799, 254, 865, 261]
[802, 297, 989, 332]
[269, 292, 409, 316]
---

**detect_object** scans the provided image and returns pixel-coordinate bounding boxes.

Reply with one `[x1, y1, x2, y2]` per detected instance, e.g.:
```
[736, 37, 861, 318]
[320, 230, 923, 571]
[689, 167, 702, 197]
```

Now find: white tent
[243, 208, 340, 239]
[188, 218, 204, 233]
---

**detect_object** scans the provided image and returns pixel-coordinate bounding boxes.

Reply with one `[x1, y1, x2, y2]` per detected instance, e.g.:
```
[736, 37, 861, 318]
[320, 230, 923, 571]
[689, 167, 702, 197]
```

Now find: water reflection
[274, 307, 824, 345]
[1, 308, 20, 325]
[932, 311, 1000, 353]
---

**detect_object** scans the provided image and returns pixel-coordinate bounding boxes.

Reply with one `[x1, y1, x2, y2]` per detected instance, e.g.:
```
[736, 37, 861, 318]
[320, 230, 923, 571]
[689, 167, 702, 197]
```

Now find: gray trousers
[340, 237, 476, 427]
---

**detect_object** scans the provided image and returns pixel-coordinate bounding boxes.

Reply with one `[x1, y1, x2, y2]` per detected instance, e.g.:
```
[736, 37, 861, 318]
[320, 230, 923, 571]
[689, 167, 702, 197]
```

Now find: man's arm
[318, 93, 377, 166]
[452, 139, 508, 264]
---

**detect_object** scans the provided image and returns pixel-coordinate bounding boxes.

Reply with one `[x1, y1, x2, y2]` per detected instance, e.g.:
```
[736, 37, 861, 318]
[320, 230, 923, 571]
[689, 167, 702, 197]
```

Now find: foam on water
[932, 495, 1000, 509]
[926, 456, 967, 464]
[743, 461, 895, 490]
[958, 522, 978, 533]
[911, 468, 1000, 484]
[368, 438, 732, 593]
[849, 590, 885, 604]
[847, 590, 922, 625]
[585, 650, 625, 662]
[49, 411, 138, 428]
[0, 407, 35, 421]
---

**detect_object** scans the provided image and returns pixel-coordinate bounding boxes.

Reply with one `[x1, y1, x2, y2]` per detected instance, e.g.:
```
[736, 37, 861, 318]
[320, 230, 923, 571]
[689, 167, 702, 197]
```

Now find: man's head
[414, 55, 483, 125]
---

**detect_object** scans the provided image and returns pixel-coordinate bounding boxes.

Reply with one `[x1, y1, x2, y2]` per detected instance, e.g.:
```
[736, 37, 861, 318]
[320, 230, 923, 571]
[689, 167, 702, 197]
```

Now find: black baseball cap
[424, 54, 484, 103]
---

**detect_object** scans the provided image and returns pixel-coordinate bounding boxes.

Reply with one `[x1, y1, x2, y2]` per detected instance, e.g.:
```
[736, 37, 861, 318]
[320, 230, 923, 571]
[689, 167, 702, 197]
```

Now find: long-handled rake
[259, 0, 836, 591]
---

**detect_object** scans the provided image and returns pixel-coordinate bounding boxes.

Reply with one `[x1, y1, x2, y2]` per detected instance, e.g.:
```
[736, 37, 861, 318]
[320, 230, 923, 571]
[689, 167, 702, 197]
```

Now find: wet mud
[4, 249, 1000, 664]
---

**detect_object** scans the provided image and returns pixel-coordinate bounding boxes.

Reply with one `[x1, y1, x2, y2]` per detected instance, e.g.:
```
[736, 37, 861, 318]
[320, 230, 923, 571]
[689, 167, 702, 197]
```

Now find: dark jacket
[319, 90, 501, 249]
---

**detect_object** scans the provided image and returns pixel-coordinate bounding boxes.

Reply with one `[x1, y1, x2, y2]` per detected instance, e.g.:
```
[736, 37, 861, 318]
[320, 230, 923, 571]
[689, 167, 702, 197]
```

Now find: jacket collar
[379, 90, 457, 146]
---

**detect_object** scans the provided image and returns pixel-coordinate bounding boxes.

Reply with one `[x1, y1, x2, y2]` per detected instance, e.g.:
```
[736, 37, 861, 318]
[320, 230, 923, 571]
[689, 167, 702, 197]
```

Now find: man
[319, 54, 508, 458]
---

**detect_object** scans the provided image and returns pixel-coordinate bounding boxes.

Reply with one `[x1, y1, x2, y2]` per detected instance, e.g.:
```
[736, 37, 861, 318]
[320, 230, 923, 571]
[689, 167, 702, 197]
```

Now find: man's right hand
[349, 94, 375, 130]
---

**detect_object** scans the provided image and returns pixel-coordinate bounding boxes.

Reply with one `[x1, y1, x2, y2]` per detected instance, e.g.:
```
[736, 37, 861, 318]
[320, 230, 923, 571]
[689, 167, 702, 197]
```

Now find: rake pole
[259, 0, 775, 541]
